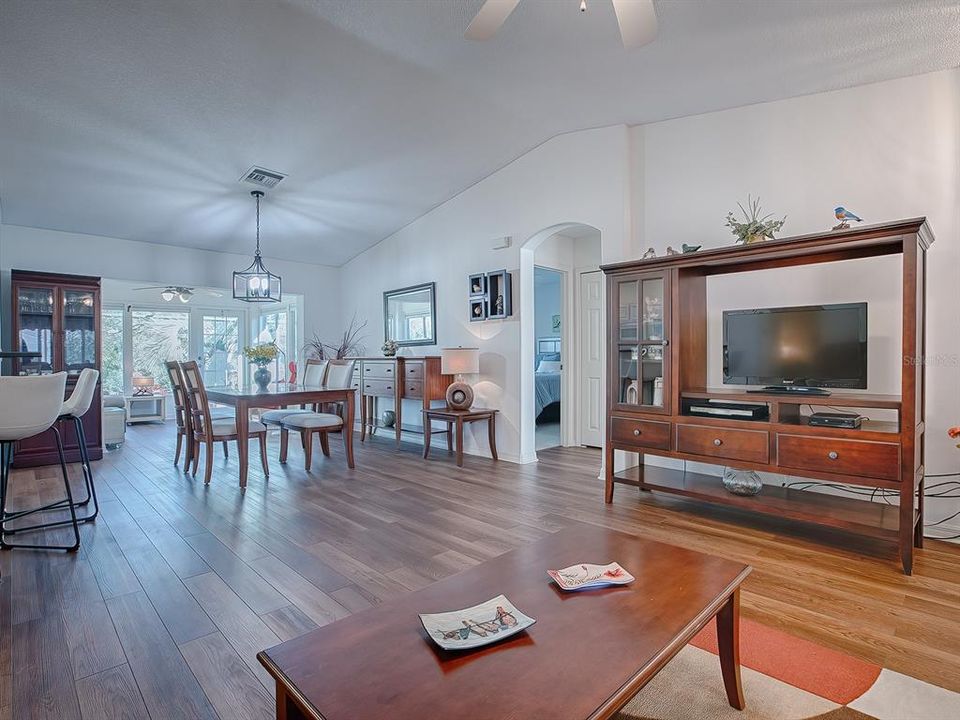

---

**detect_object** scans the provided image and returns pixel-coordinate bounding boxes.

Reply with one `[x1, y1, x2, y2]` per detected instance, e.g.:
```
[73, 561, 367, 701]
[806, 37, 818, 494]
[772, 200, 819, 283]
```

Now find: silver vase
[721, 467, 763, 496]
[253, 365, 272, 390]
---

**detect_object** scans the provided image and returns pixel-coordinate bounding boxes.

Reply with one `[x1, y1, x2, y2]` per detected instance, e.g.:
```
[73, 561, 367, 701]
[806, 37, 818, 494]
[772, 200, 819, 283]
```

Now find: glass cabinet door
[615, 273, 669, 412]
[16, 286, 55, 375]
[63, 289, 98, 375]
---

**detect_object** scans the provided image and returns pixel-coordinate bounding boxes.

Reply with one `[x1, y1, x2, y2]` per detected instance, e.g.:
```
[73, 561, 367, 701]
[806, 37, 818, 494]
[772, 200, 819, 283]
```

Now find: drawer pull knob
[828, 451, 839, 460]
[633, 429, 641, 436]
[714, 438, 722, 446]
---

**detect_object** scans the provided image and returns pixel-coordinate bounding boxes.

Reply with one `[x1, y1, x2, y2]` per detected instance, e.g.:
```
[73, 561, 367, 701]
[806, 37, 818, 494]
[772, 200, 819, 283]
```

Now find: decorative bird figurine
[642, 247, 656, 259]
[666, 246, 679, 256]
[681, 243, 701, 254]
[833, 206, 863, 230]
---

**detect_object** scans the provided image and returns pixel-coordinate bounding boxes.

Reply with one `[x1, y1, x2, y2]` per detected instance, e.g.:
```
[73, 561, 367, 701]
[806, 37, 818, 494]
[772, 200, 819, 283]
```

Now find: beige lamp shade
[132, 374, 154, 395]
[441, 347, 479, 376]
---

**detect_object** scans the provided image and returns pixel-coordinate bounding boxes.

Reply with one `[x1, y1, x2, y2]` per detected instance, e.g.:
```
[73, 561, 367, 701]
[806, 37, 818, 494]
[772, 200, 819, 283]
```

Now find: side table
[422, 407, 498, 467]
[125, 395, 167, 424]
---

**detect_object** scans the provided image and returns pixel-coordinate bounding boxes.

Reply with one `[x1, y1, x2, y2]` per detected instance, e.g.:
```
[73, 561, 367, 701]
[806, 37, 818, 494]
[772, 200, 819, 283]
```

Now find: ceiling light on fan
[465, 0, 657, 49]
[178, 289, 193, 303]
[160, 288, 175, 302]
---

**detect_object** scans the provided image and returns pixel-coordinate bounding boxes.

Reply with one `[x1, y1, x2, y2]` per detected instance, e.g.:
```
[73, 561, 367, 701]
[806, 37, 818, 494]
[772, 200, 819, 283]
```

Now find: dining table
[204, 382, 356, 488]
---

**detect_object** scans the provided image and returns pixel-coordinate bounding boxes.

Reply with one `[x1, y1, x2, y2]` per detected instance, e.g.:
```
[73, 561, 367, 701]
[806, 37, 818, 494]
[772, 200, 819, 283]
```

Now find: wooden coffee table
[258, 525, 751, 720]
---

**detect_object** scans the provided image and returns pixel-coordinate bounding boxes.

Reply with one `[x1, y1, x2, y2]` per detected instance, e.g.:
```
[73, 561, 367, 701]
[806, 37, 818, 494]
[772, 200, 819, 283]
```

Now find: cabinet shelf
[680, 388, 902, 410]
[614, 464, 907, 540]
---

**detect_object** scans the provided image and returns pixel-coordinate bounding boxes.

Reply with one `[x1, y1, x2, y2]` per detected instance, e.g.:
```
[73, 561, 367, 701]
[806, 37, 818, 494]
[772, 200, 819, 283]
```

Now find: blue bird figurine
[833, 206, 863, 230]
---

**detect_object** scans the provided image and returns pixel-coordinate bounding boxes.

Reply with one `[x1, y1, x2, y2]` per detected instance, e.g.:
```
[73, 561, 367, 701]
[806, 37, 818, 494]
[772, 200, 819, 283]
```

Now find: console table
[352, 357, 453, 446]
[601, 218, 933, 574]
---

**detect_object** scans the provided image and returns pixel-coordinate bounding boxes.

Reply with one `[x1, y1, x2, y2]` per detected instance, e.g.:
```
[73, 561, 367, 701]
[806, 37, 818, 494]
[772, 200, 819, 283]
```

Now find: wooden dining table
[204, 383, 356, 488]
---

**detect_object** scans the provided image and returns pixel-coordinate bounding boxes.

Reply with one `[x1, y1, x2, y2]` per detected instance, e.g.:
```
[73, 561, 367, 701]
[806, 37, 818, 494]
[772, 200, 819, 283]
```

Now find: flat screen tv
[723, 302, 867, 391]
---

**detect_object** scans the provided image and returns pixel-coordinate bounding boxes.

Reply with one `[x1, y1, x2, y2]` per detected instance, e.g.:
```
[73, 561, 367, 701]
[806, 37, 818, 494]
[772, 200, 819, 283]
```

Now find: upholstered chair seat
[279, 413, 343, 430]
[211, 419, 268, 436]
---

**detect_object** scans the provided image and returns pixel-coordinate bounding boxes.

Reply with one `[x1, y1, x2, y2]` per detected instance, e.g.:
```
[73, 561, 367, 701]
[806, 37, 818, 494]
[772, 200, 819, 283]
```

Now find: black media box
[808, 412, 863, 429]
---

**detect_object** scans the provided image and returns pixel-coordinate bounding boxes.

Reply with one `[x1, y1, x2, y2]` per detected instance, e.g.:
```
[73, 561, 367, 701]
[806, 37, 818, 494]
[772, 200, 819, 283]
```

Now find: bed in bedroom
[535, 338, 562, 423]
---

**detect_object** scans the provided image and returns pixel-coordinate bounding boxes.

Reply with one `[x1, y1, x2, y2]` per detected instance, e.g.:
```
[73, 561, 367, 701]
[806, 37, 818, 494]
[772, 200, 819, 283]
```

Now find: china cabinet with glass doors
[10, 270, 102, 466]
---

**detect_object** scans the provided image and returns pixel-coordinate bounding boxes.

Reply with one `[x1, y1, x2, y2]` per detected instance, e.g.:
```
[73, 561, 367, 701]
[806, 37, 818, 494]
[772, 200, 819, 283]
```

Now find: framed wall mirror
[383, 282, 437, 347]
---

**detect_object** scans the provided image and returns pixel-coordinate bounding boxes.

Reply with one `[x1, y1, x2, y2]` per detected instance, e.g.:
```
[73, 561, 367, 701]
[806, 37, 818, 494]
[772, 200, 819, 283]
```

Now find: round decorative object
[721, 467, 762, 496]
[381, 340, 399, 357]
[445, 381, 474, 410]
[381, 410, 396, 428]
[253, 365, 272, 390]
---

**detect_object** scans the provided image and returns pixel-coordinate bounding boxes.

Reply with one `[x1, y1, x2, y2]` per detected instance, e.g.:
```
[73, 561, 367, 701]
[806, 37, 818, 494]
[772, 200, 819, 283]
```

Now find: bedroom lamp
[441, 347, 479, 410]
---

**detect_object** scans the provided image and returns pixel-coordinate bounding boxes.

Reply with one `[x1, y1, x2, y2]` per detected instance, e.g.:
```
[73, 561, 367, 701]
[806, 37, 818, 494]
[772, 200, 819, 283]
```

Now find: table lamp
[441, 347, 479, 410]
[132, 374, 154, 396]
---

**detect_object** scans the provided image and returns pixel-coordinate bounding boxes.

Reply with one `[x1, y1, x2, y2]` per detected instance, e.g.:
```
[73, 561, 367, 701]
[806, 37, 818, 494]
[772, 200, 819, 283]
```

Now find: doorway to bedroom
[529, 225, 603, 454]
[534, 266, 564, 449]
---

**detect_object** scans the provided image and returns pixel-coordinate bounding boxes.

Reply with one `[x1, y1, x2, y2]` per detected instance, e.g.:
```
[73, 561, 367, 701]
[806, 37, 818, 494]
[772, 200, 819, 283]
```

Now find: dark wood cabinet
[10, 270, 102, 467]
[602, 219, 932, 574]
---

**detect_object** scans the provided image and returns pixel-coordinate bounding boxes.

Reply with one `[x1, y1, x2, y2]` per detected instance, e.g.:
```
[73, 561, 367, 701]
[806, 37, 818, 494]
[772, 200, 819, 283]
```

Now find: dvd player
[808, 412, 863, 429]
[684, 400, 770, 421]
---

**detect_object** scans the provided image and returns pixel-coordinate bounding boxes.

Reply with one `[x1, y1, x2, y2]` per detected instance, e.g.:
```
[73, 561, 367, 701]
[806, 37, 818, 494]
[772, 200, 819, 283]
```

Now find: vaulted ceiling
[1, 1, 957, 266]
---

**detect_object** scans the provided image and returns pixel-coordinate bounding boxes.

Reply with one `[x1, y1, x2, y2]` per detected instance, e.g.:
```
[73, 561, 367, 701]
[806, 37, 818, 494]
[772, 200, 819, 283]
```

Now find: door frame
[518, 223, 603, 464]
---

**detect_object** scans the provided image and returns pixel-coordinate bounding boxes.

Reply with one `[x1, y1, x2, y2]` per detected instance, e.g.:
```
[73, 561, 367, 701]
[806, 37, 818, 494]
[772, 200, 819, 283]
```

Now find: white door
[579, 271, 604, 447]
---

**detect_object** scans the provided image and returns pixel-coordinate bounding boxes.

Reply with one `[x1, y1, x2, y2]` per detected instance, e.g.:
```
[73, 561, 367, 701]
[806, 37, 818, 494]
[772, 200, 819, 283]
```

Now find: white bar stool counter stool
[0, 372, 81, 552]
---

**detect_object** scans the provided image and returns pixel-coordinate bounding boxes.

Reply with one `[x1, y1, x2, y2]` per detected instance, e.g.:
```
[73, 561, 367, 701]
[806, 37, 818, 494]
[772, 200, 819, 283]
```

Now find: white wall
[338, 125, 631, 462]
[634, 68, 960, 529]
[0, 224, 342, 356]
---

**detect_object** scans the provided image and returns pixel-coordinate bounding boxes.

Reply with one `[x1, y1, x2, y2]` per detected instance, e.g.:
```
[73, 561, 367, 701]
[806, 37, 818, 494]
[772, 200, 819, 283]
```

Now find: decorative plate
[419, 594, 536, 651]
[547, 562, 635, 591]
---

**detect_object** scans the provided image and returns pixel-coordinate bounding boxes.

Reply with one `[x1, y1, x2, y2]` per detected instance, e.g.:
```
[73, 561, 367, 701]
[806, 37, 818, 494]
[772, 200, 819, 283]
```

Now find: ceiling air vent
[240, 166, 286, 189]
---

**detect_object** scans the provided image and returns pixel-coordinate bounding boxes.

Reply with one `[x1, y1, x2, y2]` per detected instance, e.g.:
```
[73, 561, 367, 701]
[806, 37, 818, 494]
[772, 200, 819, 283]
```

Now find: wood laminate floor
[2, 422, 959, 719]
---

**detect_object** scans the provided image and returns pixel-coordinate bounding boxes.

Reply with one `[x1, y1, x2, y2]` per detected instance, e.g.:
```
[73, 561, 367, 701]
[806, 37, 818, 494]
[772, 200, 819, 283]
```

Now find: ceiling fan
[131, 285, 224, 303]
[465, 0, 658, 49]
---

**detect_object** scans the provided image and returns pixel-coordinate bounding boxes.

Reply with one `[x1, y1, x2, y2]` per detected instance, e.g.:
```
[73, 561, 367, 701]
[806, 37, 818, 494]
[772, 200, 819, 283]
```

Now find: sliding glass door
[132, 310, 190, 392]
[201, 313, 242, 388]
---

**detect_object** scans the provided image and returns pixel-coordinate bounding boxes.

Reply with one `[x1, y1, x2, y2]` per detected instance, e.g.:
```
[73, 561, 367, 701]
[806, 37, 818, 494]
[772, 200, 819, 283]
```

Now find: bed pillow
[537, 360, 562, 373]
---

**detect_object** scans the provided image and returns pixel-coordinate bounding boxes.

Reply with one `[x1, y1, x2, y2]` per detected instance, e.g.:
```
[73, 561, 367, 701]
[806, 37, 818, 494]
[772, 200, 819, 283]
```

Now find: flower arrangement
[242, 342, 279, 366]
[725, 195, 786, 244]
[382, 339, 399, 357]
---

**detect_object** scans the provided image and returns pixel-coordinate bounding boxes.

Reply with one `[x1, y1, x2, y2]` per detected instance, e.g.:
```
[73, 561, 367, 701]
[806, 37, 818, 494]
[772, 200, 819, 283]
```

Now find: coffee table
[258, 525, 751, 719]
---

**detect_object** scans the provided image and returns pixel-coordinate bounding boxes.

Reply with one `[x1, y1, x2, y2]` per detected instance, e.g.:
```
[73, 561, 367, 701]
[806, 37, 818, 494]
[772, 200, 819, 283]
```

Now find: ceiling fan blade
[131, 286, 167, 291]
[465, 0, 521, 41]
[612, 0, 658, 49]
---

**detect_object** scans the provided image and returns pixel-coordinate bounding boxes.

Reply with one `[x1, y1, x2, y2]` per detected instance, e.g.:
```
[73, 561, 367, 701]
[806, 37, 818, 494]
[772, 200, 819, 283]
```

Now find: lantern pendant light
[233, 190, 281, 302]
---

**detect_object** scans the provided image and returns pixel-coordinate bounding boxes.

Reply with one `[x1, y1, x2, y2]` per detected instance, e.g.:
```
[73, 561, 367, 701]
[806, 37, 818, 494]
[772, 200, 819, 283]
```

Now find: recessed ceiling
[1, 1, 956, 266]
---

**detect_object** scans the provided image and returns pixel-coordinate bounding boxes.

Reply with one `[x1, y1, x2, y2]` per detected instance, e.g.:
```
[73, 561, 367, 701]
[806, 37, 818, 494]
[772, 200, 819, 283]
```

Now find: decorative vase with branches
[725, 195, 786, 245]
[302, 314, 368, 360]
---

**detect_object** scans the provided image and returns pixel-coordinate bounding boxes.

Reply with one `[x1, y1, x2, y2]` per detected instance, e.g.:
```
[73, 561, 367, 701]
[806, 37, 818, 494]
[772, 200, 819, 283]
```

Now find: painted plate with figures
[419, 594, 535, 651]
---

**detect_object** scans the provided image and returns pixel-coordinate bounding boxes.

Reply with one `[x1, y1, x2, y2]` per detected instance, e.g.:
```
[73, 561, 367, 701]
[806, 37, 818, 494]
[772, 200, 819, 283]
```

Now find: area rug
[615, 617, 960, 720]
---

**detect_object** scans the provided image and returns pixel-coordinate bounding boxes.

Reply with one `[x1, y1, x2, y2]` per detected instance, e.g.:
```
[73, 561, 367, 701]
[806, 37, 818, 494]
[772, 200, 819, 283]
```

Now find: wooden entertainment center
[601, 219, 932, 574]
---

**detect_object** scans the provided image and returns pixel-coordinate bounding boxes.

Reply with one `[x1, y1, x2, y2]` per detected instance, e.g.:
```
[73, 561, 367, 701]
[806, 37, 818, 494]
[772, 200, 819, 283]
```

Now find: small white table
[125, 394, 167, 424]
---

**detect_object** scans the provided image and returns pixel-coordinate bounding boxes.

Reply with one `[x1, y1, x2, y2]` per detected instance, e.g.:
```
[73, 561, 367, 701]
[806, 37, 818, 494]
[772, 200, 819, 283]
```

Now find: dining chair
[179, 360, 270, 484]
[0, 372, 81, 551]
[165, 361, 194, 469]
[261, 358, 328, 427]
[278, 359, 356, 471]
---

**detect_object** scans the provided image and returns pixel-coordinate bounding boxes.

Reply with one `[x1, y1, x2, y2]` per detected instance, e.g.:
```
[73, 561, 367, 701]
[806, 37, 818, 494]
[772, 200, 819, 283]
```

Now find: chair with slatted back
[260, 358, 328, 427]
[279, 359, 356, 470]
[179, 360, 270, 484]
[164, 361, 194, 469]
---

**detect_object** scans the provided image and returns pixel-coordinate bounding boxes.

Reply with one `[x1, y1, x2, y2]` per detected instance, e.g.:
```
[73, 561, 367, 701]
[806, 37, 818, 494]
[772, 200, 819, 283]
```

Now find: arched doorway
[518, 223, 603, 464]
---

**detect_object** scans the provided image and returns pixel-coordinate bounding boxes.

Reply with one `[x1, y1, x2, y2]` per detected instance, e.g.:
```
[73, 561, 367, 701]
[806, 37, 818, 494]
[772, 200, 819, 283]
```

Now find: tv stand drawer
[777, 434, 900, 481]
[676, 424, 769, 464]
[610, 417, 671, 451]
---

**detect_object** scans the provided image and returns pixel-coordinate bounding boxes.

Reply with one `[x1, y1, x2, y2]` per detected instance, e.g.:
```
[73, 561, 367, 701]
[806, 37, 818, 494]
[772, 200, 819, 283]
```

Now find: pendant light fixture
[233, 190, 281, 303]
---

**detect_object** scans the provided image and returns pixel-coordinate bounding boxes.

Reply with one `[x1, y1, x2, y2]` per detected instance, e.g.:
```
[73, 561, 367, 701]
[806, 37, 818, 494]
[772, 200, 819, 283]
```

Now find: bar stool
[0, 372, 81, 552]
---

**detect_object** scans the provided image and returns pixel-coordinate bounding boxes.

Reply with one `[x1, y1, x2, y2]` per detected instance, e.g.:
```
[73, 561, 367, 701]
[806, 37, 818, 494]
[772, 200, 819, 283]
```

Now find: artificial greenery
[242, 342, 279, 365]
[725, 195, 786, 244]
